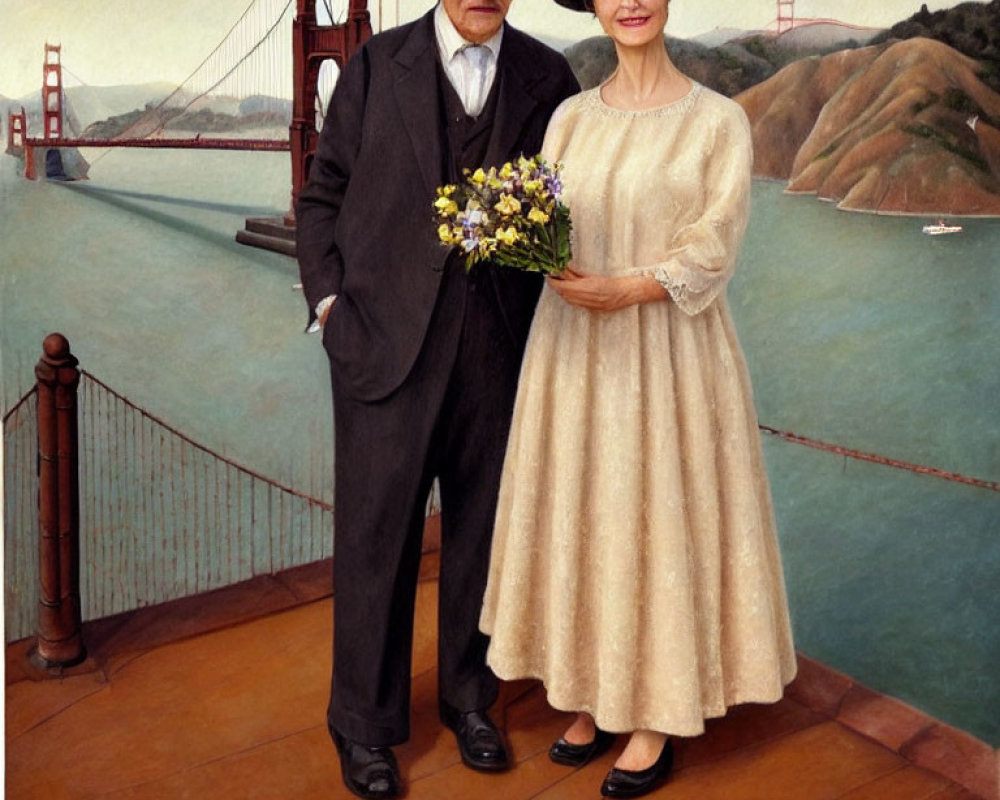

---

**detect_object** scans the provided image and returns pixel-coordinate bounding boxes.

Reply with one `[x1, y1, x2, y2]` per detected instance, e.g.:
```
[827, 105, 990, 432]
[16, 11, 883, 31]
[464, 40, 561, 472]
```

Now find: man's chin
[461, 21, 504, 42]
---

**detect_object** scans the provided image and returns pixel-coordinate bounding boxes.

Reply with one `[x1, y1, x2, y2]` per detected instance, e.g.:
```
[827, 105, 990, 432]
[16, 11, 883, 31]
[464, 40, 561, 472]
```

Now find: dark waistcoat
[436, 61, 504, 300]
[439, 58, 501, 180]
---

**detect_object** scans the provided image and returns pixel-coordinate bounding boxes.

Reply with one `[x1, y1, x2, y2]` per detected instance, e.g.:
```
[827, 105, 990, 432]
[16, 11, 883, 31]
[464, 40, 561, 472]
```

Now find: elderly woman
[478, 0, 798, 796]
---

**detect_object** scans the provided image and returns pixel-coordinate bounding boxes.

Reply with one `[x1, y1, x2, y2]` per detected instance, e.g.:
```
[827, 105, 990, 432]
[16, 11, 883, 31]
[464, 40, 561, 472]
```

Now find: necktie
[460, 44, 489, 116]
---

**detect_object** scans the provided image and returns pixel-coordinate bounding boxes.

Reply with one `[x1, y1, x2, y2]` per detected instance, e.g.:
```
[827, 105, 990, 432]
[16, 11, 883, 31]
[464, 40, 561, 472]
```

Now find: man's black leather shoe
[549, 728, 616, 767]
[600, 739, 673, 798]
[332, 729, 401, 799]
[439, 699, 510, 772]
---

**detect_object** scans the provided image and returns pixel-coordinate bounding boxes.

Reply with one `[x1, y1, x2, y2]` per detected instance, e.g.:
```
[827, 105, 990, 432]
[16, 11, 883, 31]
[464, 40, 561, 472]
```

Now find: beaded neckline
[586, 79, 702, 118]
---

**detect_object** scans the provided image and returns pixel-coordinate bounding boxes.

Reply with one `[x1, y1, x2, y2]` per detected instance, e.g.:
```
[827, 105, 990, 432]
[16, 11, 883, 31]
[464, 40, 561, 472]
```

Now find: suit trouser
[326, 263, 524, 747]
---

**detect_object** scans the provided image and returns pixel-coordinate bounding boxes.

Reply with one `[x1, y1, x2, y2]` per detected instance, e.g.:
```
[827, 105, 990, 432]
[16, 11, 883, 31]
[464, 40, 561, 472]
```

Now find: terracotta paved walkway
[5, 552, 990, 799]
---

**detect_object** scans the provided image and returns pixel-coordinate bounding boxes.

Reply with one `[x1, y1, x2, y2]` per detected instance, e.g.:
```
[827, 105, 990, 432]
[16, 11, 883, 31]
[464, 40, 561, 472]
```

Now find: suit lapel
[392, 11, 445, 197]
[483, 26, 542, 167]
[390, 18, 552, 193]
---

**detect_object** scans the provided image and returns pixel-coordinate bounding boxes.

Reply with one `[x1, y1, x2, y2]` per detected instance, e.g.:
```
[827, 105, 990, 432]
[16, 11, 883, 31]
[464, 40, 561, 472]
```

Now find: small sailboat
[922, 218, 963, 235]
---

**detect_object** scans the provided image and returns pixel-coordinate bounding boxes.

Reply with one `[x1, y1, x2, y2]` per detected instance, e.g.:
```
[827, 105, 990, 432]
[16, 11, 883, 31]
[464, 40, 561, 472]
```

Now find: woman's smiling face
[593, 0, 669, 48]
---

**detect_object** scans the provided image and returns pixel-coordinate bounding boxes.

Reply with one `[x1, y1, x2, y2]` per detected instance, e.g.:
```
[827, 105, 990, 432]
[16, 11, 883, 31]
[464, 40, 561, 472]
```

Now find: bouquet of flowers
[433, 154, 572, 277]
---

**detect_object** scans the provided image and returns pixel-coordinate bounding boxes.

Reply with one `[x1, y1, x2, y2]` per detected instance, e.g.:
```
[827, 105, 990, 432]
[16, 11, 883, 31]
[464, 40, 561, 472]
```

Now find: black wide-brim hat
[554, 0, 592, 11]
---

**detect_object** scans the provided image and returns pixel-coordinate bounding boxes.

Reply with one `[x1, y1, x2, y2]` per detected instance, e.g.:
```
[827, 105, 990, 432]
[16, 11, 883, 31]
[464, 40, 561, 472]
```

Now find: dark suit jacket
[296, 10, 579, 402]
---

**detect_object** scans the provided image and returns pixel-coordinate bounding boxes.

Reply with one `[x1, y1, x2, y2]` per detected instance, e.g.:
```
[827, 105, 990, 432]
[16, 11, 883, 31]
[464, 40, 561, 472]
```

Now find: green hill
[872, 0, 1000, 91]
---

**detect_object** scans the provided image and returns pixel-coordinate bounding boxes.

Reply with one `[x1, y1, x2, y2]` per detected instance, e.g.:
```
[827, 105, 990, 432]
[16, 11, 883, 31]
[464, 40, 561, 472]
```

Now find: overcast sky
[0, 0, 965, 99]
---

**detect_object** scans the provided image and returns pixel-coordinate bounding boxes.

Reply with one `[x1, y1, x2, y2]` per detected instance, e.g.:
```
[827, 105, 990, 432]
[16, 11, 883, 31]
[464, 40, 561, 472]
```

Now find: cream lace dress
[479, 82, 797, 736]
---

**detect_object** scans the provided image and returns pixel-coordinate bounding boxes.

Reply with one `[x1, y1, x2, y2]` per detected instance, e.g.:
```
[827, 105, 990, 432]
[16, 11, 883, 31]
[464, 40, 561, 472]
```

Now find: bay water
[1, 149, 997, 743]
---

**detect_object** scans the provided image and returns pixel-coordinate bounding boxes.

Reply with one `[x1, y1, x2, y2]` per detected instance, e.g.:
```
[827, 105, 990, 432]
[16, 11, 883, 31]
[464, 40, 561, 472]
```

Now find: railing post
[31, 333, 85, 669]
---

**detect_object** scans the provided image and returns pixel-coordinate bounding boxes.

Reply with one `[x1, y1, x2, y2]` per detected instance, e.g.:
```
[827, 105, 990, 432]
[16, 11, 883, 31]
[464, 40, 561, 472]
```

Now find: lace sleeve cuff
[622, 265, 712, 315]
[648, 267, 690, 307]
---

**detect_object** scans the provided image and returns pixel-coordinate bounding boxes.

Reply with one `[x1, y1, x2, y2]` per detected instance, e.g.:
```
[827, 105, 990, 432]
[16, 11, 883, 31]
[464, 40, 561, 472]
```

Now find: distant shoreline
[757, 179, 1000, 219]
[814, 193, 1000, 219]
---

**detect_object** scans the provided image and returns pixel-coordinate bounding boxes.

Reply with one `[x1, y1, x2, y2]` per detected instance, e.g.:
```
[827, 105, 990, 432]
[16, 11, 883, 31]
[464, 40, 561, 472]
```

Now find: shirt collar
[434, 2, 504, 63]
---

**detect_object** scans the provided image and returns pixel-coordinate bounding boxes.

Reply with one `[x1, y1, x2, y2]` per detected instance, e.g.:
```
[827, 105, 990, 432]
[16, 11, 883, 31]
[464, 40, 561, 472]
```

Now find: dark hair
[553, 0, 594, 12]
[555, 0, 670, 12]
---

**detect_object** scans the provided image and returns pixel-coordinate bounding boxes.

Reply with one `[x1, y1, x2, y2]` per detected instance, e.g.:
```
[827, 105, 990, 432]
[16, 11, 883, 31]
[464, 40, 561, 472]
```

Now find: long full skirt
[479, 286, 797, 736]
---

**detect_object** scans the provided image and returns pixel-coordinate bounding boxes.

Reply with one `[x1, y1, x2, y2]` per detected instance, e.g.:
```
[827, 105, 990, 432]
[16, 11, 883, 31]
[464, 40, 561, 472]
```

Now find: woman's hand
[546, 268, 668, 312]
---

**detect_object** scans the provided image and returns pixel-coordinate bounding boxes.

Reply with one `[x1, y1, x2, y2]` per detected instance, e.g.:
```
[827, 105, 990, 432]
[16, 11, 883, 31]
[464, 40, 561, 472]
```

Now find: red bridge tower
[43, 44, 64, 140]
[6, 107, 27, 154]
[288, 0, 372, 223]
[238, 0, 373, 252]
[777, 0, 795, 34]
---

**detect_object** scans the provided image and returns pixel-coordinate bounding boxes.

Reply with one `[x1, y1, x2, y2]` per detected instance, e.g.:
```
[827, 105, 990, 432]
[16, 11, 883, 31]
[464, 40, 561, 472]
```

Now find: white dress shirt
[433, 1, 503, 116]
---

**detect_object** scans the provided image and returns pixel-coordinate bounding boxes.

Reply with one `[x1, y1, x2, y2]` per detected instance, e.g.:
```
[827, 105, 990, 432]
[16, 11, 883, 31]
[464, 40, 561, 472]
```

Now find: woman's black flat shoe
[549, 728, 616, 767]
[600, 739, 673, 798]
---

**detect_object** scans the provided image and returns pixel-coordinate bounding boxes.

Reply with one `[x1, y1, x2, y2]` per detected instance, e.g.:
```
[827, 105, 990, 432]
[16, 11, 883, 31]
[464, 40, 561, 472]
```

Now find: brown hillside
[972, 116, 1000, 179]
[736, 37, 1000, 215]
[737, 47, 879, 180]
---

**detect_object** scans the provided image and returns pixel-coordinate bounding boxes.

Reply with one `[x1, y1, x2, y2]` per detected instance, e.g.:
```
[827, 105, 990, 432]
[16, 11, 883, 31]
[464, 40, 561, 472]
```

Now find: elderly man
[295, 0, 578, 796]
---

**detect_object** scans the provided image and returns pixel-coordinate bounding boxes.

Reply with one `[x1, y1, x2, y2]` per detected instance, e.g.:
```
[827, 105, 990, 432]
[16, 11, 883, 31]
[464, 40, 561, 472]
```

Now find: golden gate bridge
[5, 0, 856, 213]
[5, 0, 372, 230]
[774, 0, 885, 36]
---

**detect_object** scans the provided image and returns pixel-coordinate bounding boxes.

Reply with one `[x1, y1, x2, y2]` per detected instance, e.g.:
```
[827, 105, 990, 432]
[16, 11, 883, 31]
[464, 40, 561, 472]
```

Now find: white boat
[922, 220, 963, 235]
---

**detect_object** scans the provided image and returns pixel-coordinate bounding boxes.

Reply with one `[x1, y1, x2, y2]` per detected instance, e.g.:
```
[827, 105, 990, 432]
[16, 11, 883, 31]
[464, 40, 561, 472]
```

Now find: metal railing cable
[759, 425, 999, 493]
[3, 387, 40, 644]
[3, 371, 334, 642]
[80, 369, 332, 511]
[4, 370, 996, 645]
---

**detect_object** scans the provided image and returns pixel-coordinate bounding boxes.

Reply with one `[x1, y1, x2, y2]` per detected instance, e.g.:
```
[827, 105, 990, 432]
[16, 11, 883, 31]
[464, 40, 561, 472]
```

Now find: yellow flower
[438, 223, 454, 243]
[523, 179, 543, 195]
[437, 184, 457, 197]
[496, 226, 519, 245]
[434, 195, 458, 216]
[470, 167, 488, 185]
[499, 162, 515, 179]
[494, 194, 521, 216]
[527, 207, 550, 224]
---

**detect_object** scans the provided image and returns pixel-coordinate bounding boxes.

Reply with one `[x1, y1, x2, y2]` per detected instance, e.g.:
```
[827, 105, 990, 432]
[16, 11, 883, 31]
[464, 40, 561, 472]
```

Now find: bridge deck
[5, 527, 988, 800]
[23, 136, 290, 151]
